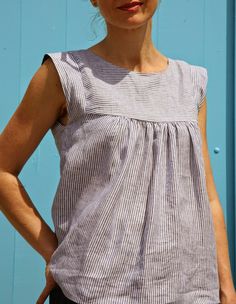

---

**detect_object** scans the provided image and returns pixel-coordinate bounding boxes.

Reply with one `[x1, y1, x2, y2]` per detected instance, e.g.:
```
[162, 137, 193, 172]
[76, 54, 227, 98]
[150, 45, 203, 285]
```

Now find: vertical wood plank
[158, 0, 206, 61]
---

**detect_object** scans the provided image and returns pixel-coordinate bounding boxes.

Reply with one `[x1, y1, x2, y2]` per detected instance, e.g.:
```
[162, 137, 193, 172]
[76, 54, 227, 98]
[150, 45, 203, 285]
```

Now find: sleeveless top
[41, 49, 220, 304]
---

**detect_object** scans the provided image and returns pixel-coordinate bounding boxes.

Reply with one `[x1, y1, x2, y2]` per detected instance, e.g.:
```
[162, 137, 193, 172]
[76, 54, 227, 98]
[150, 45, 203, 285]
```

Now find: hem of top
[49, 266, 220, 304]
[51, 284, 221, 304]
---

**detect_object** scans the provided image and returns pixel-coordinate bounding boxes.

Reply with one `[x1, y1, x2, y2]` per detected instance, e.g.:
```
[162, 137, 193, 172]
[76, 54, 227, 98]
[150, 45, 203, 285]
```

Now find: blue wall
[0, 0, 235, 303]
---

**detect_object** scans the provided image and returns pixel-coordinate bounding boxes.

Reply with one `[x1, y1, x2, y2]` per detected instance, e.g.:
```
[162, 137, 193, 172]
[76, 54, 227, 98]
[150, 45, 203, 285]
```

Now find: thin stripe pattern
[41, 49, 220, 304]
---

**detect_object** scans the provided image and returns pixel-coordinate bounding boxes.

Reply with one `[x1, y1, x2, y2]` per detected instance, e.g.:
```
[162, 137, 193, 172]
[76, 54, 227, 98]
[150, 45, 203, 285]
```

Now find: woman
[0, 0, 235, 303]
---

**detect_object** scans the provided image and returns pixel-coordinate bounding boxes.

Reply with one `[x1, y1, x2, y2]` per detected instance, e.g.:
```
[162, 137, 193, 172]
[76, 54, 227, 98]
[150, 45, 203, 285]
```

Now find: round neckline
[84, 48, 172, 76]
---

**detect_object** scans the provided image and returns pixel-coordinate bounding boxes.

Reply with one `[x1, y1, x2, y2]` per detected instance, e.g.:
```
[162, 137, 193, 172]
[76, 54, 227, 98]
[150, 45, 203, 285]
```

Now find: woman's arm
[0, 172, 58, 263]
[0, 57, 66, 263]
[198, 97, 236, 303]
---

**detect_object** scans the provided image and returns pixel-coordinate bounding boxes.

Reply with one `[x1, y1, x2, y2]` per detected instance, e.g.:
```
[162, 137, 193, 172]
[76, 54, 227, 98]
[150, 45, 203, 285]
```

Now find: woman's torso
[41, 48, 220, 304]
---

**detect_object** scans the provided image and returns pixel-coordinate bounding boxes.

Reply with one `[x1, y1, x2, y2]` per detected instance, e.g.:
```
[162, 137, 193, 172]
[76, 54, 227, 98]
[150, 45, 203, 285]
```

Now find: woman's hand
[36, 262, 58, 304]
[220, 287, 236, 304]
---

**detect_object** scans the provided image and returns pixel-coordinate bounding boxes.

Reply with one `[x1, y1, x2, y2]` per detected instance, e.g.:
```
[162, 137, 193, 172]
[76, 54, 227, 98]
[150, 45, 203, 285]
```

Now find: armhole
[190, 64, 208, 112]
[41, 52, 72, 131]
[198, 66, 208, 111]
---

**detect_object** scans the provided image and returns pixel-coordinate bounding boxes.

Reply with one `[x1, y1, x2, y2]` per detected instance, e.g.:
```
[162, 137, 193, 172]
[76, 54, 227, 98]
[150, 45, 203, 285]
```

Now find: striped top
[41, 49, 220, 304]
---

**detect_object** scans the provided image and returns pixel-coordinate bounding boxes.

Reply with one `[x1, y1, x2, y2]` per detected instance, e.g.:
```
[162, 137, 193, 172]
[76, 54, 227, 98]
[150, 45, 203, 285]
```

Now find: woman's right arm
[0, 57, 67, 263]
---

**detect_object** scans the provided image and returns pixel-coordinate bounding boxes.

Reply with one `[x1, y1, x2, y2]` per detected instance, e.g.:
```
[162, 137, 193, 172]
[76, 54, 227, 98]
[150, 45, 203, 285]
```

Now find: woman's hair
[90, 9, 104, 40]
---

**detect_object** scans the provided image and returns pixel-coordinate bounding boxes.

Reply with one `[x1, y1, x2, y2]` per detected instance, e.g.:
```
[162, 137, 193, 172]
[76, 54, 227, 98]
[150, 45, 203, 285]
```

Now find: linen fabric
[41, 49, 220, 304]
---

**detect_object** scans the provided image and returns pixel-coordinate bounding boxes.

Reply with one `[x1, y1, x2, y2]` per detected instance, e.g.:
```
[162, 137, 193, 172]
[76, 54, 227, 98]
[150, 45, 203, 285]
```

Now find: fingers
[36, 262, 57, 303]
[36, 284, 52, 304]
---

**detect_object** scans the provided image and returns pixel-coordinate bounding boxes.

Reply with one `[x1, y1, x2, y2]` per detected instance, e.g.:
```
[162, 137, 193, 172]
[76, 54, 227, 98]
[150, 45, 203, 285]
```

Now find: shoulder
[170, 57, 208, 111]
[41, 49, 82, 71]
[40, 49, 86, 124]
[173, 57, 208, 89]
[40, 49, 85, 96]
[171, 57, 207, 76]
[189, 62, 208, 84]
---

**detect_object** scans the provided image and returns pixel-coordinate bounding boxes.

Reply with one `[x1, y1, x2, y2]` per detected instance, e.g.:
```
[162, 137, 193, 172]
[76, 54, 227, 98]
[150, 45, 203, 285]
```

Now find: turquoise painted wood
[0, 1, 235, 303]
[228, 0, 236, 288]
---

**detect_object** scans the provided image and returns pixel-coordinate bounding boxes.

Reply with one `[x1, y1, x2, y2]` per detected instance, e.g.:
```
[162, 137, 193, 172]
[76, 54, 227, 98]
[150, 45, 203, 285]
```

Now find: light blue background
[0, 0, 235, 303]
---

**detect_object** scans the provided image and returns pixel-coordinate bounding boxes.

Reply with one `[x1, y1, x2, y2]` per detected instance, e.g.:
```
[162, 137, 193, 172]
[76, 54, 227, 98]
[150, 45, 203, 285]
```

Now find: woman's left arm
[198, 97, 236, 304]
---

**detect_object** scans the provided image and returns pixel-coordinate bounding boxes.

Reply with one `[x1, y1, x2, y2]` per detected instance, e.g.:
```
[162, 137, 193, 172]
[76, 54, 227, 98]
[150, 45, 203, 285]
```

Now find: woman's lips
[117, 2, 143, 12]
